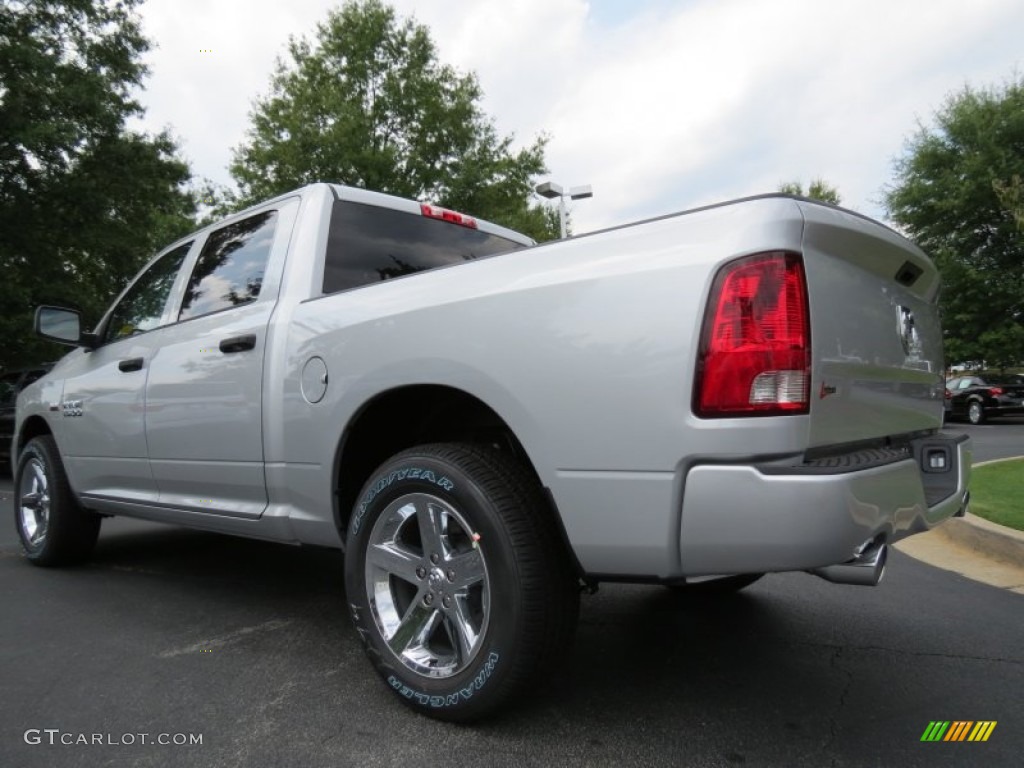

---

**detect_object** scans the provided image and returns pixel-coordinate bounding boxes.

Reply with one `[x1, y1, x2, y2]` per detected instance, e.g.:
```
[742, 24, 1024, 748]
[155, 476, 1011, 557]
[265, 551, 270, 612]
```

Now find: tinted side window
[179, 211, 277, 321]
[103, 243, 192, 345]
[323, 200, 524, 294]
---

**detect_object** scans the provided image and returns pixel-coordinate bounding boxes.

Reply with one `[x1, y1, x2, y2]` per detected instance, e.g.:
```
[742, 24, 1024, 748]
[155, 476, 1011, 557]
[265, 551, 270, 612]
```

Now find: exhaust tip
[809, 542, 888, 587]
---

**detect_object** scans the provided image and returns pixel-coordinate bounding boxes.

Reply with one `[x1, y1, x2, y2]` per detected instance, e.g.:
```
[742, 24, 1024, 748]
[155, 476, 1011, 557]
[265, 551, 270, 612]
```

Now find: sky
[133, 0, 1024, 234]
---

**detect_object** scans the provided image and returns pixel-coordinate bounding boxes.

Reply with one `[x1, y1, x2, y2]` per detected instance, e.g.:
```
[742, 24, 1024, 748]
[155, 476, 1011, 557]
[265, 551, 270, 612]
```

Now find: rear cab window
[322, 200, 526, 294]
[179, 211, 277, 321]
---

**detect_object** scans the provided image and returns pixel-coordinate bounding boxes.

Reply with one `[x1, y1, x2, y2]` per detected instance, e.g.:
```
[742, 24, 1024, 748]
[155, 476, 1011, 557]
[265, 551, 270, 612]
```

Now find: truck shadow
[26, 519, 955, 765]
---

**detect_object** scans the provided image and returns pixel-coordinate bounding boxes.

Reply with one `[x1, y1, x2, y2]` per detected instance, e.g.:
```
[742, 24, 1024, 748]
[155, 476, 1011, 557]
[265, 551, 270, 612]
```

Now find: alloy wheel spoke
[446, 549, 485, 592]
[416, 500, 448, 561]
[389, 595, 442, 657]
[446, 597, 480, 665]
[366, 541, 422, 586]
[31, 463, 46, 491]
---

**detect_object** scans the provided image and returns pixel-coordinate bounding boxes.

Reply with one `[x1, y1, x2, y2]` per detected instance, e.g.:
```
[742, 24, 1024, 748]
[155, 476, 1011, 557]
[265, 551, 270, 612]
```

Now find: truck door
[144, 203, 293, 518]
[58, 242, 193, 503]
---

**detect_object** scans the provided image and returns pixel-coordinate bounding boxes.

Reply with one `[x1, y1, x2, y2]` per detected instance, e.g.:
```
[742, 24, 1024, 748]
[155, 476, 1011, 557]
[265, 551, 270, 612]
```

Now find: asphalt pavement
[947, 414, 1024, 462]
[0, 419, 1021, 768]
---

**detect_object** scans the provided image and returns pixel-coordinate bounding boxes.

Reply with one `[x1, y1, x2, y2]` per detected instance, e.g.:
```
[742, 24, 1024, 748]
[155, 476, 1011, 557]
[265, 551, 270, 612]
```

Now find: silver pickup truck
[13, 183, 970, 720]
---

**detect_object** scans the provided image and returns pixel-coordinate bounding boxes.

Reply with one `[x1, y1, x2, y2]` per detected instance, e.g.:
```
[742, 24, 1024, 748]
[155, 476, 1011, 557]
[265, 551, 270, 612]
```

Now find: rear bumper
[678, 432, 971, 576]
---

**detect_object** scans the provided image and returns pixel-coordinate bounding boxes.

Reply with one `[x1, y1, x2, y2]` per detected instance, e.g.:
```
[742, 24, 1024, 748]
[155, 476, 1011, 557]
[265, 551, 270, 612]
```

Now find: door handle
[118, 357, 144, 372]
[219, 334, 257, 354]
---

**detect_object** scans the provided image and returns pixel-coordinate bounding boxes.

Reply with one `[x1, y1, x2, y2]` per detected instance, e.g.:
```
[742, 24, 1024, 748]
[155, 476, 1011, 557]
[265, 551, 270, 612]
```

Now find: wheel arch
[16, 415, 54, 459]
[331, 384, 583, 576]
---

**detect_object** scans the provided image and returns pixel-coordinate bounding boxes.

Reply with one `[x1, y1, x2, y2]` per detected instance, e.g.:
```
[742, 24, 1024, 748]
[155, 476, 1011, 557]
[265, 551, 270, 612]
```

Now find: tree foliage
[230, 0, 559, 241]
[885, 78, 1024, 369]
[0, 0, 197, 369]
[778, 178, 842, 205]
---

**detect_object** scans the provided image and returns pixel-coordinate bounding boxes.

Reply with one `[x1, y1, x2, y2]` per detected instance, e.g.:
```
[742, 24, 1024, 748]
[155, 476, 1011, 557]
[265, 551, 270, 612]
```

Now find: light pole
[535, 181, 593, 239]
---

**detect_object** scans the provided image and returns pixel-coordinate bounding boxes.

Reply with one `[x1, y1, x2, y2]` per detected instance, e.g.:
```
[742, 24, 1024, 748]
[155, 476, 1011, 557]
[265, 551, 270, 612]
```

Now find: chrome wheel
[18, 457, 50, 548]
[365, 493, 489, 679]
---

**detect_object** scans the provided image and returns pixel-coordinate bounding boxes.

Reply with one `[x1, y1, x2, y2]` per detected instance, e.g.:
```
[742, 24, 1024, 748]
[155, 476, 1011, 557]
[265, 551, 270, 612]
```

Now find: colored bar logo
[920, 721, 997, 742]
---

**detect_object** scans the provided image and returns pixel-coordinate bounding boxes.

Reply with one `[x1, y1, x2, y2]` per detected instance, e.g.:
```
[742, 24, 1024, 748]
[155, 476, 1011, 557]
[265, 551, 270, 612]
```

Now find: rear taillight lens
[989, 387, 1004, 396]
[694, 251, 810, 417]
[945, 389, 952, 400]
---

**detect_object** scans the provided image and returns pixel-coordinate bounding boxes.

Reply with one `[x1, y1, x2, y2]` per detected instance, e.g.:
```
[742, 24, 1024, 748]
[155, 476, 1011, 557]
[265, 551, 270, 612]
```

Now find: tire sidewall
[345, 451, 522, 718]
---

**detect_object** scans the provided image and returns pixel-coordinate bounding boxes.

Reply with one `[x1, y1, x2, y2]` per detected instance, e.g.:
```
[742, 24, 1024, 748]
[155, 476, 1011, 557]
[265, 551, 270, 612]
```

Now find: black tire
[967, 400, 985, 425]
[14, 435, 101, 566]
[345, 443, 579, 722]
[667, 573, 764, 595]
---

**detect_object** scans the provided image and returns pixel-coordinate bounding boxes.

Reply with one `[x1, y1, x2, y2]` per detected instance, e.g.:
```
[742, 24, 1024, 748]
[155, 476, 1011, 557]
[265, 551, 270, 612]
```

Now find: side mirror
[34, 306, 98, 349]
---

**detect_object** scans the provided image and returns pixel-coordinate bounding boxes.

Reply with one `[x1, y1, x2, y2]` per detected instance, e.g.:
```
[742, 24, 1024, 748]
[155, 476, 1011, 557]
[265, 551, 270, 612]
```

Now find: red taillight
[694, 251, 810, 417]
[420, 203, 478, 229]
[945, 389, 952, 400]
[989, 387, 1003, 396]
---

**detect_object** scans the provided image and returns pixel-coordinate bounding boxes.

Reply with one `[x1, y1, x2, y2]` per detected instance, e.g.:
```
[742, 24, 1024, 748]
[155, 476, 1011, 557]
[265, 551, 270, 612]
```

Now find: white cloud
[132, 0, 1024, 233]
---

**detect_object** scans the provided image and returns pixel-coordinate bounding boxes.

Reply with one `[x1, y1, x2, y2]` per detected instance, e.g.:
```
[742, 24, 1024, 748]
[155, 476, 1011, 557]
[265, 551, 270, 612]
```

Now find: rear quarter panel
[281, 197, 809, 474]
[277, 198, 808, 572]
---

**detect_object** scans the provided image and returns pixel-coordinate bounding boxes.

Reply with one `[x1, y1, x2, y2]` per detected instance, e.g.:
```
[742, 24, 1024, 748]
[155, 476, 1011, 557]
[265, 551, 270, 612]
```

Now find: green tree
[0, 0, 197, 369]
[992, 175, 1024, 231]
[884, 78, 1024, 369]
[230, 0, 559, 241]
[778, 178, 842, 205]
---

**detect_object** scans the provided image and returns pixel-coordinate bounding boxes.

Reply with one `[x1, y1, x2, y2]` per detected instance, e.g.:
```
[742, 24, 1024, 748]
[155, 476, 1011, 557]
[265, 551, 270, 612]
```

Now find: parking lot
[1, 419, 1021, 767]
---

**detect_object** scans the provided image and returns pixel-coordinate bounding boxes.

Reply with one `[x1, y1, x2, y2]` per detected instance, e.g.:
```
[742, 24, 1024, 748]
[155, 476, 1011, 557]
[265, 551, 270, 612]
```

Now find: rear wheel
[345, 443, 579, 722]
[14, 435, 101, 566]
[667, 573, 764, 595]
[967, 400, 985, 425]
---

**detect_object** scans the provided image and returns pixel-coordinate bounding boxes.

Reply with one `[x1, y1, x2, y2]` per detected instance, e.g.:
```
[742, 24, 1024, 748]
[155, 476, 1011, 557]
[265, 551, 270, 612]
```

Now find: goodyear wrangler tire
[345, 443, 579, 722]
[14, 435, 101, 566]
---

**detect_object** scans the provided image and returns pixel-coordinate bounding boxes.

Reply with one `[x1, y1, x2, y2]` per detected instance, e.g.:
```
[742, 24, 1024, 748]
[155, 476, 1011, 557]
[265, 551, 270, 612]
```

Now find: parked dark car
[943, 378, 955, 421]
[946, 373, 1024, 424]
[0, 364, 53, 470]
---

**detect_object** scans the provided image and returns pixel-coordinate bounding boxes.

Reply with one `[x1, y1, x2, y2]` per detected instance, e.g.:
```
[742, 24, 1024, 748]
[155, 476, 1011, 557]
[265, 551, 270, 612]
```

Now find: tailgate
[798, 202, 944, 448]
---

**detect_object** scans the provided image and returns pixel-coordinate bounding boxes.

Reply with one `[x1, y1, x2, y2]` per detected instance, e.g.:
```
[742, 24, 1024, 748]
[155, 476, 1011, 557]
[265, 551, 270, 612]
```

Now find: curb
[937, 456, 1024, 567]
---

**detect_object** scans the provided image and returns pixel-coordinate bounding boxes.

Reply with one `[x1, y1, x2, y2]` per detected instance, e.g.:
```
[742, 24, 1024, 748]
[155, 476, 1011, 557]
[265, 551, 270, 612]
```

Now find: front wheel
[345, 443, 579, 722]
[14, 435, 101, 566]
[967, 400, 985, 425]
